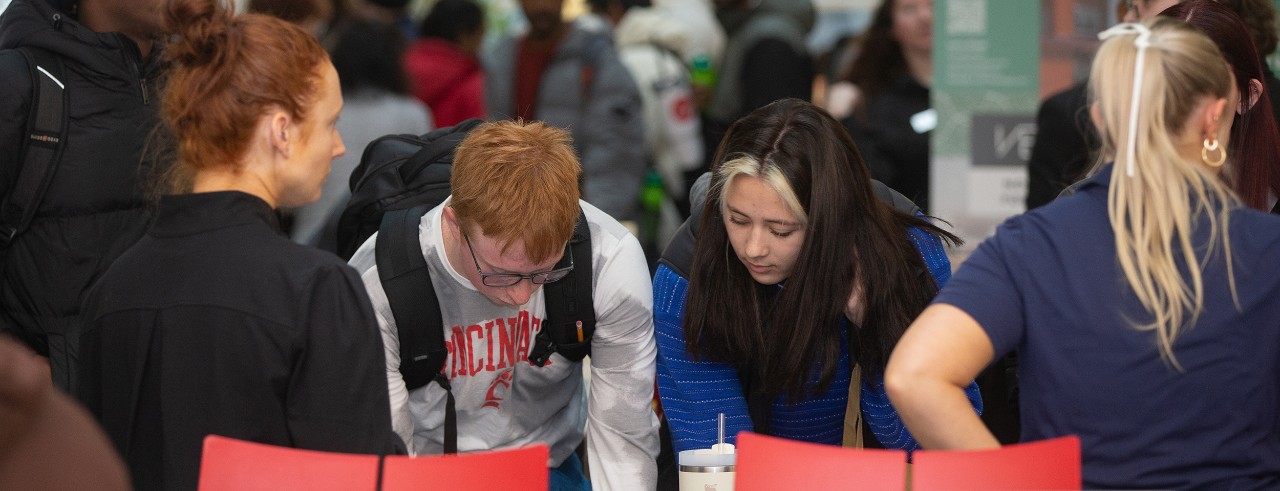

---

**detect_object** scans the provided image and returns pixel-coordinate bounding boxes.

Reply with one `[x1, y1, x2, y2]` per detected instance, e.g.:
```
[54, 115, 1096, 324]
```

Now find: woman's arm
[653, 265, 754, 454]
[885, 304, 1000, 449]
[289, 265, 398, 455]
[855, 224, 981, 452]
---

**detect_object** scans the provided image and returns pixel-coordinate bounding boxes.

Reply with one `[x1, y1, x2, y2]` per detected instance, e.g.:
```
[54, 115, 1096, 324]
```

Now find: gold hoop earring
[1202, 138, 1226, 167]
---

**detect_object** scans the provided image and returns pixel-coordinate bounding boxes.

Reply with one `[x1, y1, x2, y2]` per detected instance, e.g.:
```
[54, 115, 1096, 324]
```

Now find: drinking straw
[717, 413, 725, 452]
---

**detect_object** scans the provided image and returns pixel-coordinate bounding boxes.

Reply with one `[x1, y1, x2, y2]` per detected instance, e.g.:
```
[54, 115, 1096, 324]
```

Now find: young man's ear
[442, 205, 462, 237]
[442, 205, 456, 225]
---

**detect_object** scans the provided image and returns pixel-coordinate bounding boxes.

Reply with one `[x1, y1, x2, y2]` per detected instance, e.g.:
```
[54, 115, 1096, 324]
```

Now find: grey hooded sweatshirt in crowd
[484, 22, 648, 225]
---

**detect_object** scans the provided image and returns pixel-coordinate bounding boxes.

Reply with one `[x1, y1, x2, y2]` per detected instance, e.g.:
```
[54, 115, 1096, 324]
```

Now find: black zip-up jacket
[0, 0, 164, 390]
[77, 191, 399, 491]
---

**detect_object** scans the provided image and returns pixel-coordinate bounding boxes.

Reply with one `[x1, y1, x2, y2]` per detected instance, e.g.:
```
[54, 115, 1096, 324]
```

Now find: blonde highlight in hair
[1090, 18, 1241, 370]
[714, 155, 808, 228]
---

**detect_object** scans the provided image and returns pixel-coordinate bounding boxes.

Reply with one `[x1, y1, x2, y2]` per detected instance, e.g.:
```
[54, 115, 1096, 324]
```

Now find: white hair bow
[1099, 23, 1154, 177]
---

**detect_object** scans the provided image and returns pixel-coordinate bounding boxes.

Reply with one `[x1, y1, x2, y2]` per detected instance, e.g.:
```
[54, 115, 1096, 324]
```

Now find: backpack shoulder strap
[529, 210, 595, 367]
[1, 47, 68, 250]
[375, 204, 459, 453]
[869, 179, 921, 216]
[375, 204, 447, 391]
[657, 200, 700, 278]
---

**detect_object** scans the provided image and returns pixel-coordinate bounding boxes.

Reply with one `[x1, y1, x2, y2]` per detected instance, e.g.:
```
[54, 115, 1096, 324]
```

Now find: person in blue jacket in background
[654, 98, 980, 455]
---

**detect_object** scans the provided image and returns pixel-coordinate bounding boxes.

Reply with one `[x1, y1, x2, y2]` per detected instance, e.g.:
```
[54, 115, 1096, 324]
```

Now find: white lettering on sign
[994, 122, 1037, 162]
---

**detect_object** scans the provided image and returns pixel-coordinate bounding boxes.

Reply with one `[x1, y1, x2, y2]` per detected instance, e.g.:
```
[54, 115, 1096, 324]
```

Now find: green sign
[934, 0, 1041, 160]
[931, 0, 1041, 259]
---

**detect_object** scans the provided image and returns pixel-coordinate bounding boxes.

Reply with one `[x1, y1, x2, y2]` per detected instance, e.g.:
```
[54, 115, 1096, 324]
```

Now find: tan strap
[843, 364, 864, 448]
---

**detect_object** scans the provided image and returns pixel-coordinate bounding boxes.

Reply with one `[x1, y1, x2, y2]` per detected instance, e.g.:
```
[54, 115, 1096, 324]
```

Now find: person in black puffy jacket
[0, 0, 169, 391]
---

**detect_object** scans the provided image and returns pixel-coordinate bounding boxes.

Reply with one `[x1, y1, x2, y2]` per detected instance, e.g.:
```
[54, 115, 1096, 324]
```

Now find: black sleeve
[287, 264, 397, 455]
[1026, 84, 1094, 210]
[0, 50, 32, 204]
[741, 38, 813, 113]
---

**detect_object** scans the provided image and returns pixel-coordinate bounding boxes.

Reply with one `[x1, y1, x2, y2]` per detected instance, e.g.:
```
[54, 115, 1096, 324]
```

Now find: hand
[823, 81, 863, 121]
[845, 280, 867, 326]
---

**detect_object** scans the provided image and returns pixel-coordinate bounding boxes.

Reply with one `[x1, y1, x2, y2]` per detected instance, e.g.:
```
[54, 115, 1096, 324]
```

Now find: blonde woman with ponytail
[885, 17, 1280, 489]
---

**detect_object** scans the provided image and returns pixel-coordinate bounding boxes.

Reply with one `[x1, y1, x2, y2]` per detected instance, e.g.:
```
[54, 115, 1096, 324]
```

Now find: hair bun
[164, 0, 233, 67]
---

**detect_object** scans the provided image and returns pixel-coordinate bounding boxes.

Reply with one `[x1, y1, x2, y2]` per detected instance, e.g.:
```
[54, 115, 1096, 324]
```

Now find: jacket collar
[150, 191, 281, 238]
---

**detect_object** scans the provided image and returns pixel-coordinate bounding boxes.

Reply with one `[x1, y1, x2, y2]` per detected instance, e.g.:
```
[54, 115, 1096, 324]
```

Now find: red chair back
[197, 435, 380, 491]
[911, 435, 1081, 490]
[736, 432, 908, 491]
[381, 444, 550, 491]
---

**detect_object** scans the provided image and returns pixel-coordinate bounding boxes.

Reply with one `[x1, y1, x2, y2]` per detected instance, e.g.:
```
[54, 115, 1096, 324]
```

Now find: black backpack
[336, 119, 484, 259]
[337, 119, 597, 453]
[1, 48, 68, 253]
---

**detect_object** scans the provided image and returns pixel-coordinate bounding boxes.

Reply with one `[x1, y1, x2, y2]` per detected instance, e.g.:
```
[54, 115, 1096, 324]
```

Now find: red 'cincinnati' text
[443, 310, 546, 379]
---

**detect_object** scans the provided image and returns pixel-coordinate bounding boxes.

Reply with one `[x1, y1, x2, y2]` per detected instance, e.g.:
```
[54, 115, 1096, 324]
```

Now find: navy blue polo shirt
[935, 166, 1280, 489]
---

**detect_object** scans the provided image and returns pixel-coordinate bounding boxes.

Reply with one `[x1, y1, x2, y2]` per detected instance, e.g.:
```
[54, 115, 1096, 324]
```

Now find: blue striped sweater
[653, 226, 982, 455]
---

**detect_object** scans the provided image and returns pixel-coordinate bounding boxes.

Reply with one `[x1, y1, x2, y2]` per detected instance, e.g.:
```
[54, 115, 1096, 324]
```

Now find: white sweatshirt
[348, 199, 659, 490]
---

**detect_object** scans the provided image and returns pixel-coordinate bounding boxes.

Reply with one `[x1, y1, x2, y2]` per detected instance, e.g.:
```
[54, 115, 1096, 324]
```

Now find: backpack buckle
[528, 332, 556, 367]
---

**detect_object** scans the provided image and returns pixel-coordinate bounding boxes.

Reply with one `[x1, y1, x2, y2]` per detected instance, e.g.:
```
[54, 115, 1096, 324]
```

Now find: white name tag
[910, 108, 937, 134]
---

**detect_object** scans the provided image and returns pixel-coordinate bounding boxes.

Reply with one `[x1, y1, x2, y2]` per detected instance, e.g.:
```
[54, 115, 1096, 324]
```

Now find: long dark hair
[1162, 0, 1280, 212]
[683, 99, 959, 401]
[842, 0, 905, 115]
[1215, 0, 1277, 57]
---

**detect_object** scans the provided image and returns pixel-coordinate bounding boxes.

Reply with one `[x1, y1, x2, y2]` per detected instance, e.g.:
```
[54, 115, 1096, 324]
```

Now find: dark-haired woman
[1161, 0, 1280, 213]
[829, 0, 935, 211]
[404, 0, 486, 127]
[75, 1, 397, 489]
[654, 99, 980, 455]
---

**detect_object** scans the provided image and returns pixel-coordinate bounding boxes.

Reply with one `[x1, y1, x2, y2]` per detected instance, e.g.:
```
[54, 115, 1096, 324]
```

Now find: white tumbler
[678, 443, 736, 491]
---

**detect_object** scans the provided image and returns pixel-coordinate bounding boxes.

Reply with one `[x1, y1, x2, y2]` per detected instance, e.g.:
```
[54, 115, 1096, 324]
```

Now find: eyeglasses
[464, 234, 574, 287]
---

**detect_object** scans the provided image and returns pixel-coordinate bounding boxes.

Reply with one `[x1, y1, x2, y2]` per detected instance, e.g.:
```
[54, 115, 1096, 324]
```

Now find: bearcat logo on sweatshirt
[442, 309, 549, 409]
[483, 370, 514, 408]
